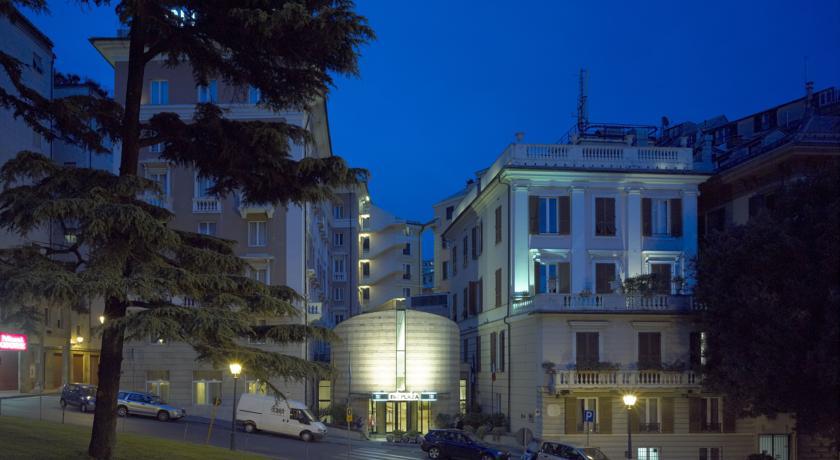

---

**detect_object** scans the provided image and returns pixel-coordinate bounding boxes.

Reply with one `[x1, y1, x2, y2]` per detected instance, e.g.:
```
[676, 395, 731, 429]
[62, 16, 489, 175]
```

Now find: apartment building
[432, 126, 795, 459]
[91, 36, 335, 414]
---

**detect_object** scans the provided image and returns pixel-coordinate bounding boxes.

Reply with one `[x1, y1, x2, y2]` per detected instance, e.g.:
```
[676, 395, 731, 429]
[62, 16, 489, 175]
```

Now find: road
[0, 395, 519, 459]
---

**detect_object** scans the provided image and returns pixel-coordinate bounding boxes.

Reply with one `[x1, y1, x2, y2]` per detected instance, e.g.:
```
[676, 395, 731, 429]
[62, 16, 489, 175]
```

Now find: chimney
[515, 132, 525, 143]
[700, 134, 714, 168]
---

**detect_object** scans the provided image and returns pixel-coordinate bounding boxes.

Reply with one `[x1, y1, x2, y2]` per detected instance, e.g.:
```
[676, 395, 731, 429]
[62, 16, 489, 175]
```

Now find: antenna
[577, 68, 589, 133]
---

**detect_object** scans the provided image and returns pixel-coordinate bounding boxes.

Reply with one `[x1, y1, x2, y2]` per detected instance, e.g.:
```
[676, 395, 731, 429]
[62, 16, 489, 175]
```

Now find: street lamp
[75, 336, 84, 344]
[99, 315, 105, 324]
[622, 394, 637, 459]
[229, 363, 242, 451]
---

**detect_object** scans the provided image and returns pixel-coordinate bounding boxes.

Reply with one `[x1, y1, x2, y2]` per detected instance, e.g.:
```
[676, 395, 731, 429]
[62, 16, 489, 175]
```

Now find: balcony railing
[512, 293, 699, 315]
[504, 143, 695, 171]
[640, 423, 661, 433]
[333, 272, 346, 282]
[192, 197, 221, 213]
[551, 370, 701, 389]
[701, 422, 722, 432]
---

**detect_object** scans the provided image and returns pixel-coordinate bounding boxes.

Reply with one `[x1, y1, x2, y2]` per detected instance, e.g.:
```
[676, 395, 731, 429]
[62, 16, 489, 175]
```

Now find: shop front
[331, 306, 459, 435]
[0, 332, 27, 391]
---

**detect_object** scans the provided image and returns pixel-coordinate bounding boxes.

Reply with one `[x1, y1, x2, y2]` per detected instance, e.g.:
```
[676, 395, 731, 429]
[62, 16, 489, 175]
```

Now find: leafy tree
[0, 1, 373, 458]
[694, 169, 840, 445]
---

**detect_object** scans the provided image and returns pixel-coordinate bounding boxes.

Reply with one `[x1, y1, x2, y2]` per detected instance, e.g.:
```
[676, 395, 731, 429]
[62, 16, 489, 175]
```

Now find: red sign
[0, 333, 27, 351]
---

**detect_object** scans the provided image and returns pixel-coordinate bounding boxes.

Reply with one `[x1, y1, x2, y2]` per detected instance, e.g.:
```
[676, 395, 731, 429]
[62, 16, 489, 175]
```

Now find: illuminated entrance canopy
[371, 391, 437, 402]
[0, 333, 27, 351]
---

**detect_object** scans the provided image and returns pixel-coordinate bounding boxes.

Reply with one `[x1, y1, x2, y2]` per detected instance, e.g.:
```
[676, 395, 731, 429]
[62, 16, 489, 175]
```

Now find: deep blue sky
[24, 0, 840, 239]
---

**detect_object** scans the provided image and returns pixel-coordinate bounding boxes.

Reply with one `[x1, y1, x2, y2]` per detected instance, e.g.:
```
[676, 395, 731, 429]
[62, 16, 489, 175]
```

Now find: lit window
[198, 222, 216, 236]
[246, 379, 267, 395]
[333, 232, 344, 247]
[195, 175, 215, 198]
[248, 86, 261, 104]
[192, 374, 222, 405]
[197, 80, 218, 103]
[333, 287, 344, 301]
[150, 80, 169, 105]
[146, 370, 170, 402]
[637, 447, 661, 460]
[538, 197, 558, 233]
[333, 205, 344, 219]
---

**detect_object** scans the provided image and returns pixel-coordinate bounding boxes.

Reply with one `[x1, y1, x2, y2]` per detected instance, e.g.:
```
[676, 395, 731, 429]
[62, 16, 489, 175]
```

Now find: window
[446, 206, 454, 220]
[495, 206, 502, 244]
[698, 448, 722, 460]
[333, 205, 344, 219]
[495, 268, 502, 307]
[146, 371, 170, 402]
[643, 198, 682, 237]
[145, 168, 170, 206]
[595, 197, 616, 236]
[247, 266, 269, 284]
[490, 332, 497, 372]
[499, 331, 505, 372]
[333, 232, 344, 247]
[640, 398, 661, 432]
[334, 313, 345, 324]
[333, 257, 346, 280]
[318, 380, 332, 422]
[702, 397, 723, 431]
[539, 197, 558, 233]
[248, 86, 261, 104]
[637, 447, 661, 460]
[689, 331, 707, 367]
[403, 226, 411, 236]
[451, 246, 458, 275]
[638, 332, 662, 369]
[536, 262, 571, 294]
[576, 332, 599, 367]
[192, 371, 223, 405]
[650, 263, 672, 294]
[32, 52, 44, 74]
[198, 222, 216, 236]
[361, 236, 370, 253]
[758, 434, 789, 460]
[248, 221, 268, 247]
[333, 287, 344, 301]
[578, 398, 598, 432]
[462, 287, 468, 319]
[247, 379, 267, 395]
[361, 261, 370, 278]
[595, 263, 616, 294]
[442, 261, 449, 281]
[402, 288, 411, 298]
[150, 80, 169, 105]
[360, 287, 370, 302]
[197, 80, 218, 103]
[459, 379, 467, 414]
[195, 175, 215, 197]
[402, 264, 411, 280]
[403, 243, 411, 255]
[149, 143, 164, 153]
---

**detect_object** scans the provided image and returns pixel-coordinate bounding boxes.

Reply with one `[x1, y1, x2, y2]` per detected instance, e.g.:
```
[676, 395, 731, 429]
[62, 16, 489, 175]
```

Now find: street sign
[583, 409, 594, 423]
[346, 406, 353, 423]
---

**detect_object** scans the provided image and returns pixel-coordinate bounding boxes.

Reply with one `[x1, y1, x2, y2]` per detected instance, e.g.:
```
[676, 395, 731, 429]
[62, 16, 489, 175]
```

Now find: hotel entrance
[369, 399, 432, 434]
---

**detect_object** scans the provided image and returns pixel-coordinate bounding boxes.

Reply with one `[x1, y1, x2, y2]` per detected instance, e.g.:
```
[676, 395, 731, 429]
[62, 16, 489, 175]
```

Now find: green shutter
[564, 397, 578, 434]
[670, 198, 683, 236]
[529, 196, 539, 234]
[598, 396, 612, 434]
[642, 198, 652, 236]
[558, 196, 571, 235]
[661, 397, 674, 433]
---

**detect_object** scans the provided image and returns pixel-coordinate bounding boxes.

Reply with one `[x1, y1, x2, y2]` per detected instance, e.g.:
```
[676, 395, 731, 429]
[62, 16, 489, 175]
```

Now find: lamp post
[229, 363, 242, 451]
[622, 394, 637, 459]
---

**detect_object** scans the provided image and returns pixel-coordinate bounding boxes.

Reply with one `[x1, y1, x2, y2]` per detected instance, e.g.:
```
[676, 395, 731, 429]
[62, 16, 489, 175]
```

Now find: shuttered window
[595, 197, 616, 236]
[495, 206, 502, 243]
[638, 332, 662, 369]
[490, 332, 497, 372]
[499, 331, 505, 372]
[595, 263, 615, 294]
[475, 336, 481, 372]
[558, 196, 571, 235]
[576, 332, 599, 367]
[495, 268, 502, 307]
[536, 262, 571, 294]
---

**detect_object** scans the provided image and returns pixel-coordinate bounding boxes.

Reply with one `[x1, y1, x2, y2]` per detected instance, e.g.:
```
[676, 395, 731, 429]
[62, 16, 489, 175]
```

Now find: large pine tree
[0, 1, 373, 458]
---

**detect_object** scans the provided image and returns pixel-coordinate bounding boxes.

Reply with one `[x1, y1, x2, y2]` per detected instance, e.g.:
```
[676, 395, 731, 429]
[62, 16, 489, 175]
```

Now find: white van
[236, 393, 327, 442]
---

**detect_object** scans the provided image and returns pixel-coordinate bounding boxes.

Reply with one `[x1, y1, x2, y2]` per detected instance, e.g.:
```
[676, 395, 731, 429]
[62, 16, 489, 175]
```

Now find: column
[626, 188, 643, 278]
[571, 187, 587, 294]
[681, 190, 698, 284]
[511, 184, 531, 295]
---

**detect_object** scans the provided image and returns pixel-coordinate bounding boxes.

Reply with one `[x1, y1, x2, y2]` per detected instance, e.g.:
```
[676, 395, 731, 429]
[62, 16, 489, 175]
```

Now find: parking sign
[583, 409, 594, 423]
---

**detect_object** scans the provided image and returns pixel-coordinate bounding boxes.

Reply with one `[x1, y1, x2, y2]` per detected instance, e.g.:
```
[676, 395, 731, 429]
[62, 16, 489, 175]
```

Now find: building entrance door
[72, 354, 84, 383]
[48, 353, 62, 389]
[370, 400, 432, 434]
[0, 351, 18, 391]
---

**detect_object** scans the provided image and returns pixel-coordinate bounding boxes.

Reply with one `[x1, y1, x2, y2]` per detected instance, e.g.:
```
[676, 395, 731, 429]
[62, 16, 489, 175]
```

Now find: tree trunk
[88, 297, 127, 459]
[89, 6, 147, 457]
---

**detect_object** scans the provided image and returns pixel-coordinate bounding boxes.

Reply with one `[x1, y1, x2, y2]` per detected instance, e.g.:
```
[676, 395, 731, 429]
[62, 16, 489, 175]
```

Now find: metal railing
[512, 293, 699, 314]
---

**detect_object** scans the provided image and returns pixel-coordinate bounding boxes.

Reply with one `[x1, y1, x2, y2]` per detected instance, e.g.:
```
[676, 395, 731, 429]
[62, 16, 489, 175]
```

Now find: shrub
[434, 412, 453, 429]
[327, 404, 347, 424]
[475, 425, 490, 440]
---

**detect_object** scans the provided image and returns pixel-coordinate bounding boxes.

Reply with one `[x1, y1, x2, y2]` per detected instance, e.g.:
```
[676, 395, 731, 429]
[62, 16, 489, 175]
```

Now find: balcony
[549, 370, 701, 390]
[333, 272, 346, 282]
[333, 217, 354, 228]
[305, 302, 322, 323]
[512, 293, 699, 315]
[193, 197, 221, 213]
[503, 143, 695, 171]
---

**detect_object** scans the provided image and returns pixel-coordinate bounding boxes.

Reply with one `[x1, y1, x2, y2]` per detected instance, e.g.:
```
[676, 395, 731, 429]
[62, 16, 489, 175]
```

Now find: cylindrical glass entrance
[369, 400, 432, 434]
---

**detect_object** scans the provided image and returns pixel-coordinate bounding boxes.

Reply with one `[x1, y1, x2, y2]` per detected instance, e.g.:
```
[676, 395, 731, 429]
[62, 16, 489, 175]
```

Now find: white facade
[433, 136, 794, 458]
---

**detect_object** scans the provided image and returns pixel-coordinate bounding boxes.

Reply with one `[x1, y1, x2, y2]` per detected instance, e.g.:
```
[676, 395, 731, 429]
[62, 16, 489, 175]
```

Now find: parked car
[526, 441, 609, 460]
[235, 393, 326, 442]
[59, 383, 97, 413]
[420, 429, 510, 460]
[116, 391, 185, 422]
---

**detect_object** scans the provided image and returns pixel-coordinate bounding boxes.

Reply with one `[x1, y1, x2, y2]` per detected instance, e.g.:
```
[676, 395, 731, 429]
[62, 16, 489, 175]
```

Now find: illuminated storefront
[0, 332, 27, 391]
[332, 306, 459, 434]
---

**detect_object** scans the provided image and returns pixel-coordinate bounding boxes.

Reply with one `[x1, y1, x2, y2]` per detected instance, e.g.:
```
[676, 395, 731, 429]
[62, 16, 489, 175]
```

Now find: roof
[7, 7, 53, 51]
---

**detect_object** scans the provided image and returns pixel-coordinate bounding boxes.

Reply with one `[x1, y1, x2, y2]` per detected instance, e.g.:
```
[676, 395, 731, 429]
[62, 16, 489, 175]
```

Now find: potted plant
[542, 361, 557, 392]
[672, 276, 685, 294]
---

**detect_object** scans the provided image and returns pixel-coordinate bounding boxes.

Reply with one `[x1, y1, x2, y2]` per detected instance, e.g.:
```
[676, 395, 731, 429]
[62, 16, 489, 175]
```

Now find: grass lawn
[0, 416, 266, 459]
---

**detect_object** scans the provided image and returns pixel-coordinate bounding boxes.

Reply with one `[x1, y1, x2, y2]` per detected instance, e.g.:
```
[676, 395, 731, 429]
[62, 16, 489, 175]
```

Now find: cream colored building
[91, 36, 335, 416]
[433, 127, 797, 459]
[330, 305, 459, 434]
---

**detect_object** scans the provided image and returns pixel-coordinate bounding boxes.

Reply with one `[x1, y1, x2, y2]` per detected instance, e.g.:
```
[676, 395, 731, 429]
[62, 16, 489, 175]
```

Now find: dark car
[60, 383, 97, 413]
[421, 429, 510, 460]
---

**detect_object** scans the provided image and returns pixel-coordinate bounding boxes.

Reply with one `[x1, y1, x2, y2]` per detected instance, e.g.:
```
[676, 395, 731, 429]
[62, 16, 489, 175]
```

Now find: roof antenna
[577, 68, 589, 134]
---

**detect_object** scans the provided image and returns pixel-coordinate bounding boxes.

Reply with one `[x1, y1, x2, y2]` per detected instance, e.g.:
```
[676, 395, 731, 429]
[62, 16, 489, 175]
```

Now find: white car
[235, 393, 327, 442]
[522, 441, 609, 460]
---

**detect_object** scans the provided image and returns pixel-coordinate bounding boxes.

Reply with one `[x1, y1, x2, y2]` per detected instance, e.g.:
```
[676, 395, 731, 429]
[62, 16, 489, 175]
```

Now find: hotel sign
[0, 333, 27, 351]
[371, 391, 437, 402]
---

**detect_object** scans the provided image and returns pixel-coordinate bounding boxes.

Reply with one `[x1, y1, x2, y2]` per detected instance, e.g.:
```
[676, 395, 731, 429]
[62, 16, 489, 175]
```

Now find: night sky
[23, 0, 840, 257]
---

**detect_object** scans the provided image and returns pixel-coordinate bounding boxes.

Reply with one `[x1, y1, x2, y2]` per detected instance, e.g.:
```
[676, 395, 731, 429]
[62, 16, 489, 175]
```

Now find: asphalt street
[0, 395, 511, 459]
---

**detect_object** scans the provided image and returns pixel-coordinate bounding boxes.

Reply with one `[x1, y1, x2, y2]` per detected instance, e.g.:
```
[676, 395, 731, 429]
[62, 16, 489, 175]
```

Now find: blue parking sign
[583, 409, 595, 423]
